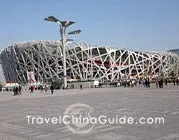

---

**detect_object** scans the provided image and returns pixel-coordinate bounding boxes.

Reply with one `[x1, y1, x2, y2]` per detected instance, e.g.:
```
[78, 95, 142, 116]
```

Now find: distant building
[0, 40, 179, 83]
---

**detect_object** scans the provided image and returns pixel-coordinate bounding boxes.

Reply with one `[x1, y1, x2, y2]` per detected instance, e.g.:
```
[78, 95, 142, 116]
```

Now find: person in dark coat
[176, 79, 179, 85]
[50, 85, 54, 94]
[164, 79, 168, 86]
[173, 79, 176, 85]
[15, 87, 19, 95]
[13, 87, 17, 96]
[44, 85, 48, 92]
[80, 84, 83, 90]
[30, 86, 34, 93]
[18, 85, 22, 95]
[160, 79, 164, 88]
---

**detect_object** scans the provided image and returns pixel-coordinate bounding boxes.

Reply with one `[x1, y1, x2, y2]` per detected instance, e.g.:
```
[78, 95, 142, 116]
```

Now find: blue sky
[0, 0, 179, 51]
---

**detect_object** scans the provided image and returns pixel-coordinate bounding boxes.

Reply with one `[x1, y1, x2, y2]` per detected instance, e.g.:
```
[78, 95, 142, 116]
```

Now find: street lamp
[44, 16, 81, 89]
[68, 30, 81, 35]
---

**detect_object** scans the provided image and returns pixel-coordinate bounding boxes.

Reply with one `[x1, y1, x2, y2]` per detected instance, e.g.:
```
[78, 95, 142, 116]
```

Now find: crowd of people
[29, 84, 54, 94]
[101, 77, 179, 89]
[155, 78, 179, 88]
[12, 84, 54, 96]
[6, 76, 179, 96]
[13, 85, 22, 96]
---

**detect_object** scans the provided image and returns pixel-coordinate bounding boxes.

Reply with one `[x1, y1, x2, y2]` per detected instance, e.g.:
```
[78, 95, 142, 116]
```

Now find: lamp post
[44, 16, 81, 89]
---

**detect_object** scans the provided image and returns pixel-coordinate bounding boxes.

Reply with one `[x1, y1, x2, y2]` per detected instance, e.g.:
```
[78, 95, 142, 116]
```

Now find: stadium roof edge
[2, 40, 178, 57]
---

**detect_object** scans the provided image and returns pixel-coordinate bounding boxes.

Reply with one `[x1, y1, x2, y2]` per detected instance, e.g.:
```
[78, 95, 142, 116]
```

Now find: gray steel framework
[0, 40, 179, 83]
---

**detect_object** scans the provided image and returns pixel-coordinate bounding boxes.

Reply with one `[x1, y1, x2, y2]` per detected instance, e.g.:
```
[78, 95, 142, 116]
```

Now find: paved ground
[0, 84, 179, 140]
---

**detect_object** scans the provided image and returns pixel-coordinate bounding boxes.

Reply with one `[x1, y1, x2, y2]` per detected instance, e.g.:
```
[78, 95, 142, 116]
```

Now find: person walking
[164, 79, 168, 86]
[173, 78, 176, 85]
[50, 85, 54, 94]
[161, 79, 164, 88]
[156, 78, 159, 88]
[18, 85, 22, 95]
[30, 86, 34, 93]
[13, 87, 17, 96]
[15, 87, 19, 95]
[44, 85, 48, 92]
[80, 84, 83, 90]
[176, 79, 179, 85]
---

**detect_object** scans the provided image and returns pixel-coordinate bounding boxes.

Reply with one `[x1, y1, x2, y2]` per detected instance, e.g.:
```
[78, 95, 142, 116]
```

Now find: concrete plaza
[0, 84, 179, 140]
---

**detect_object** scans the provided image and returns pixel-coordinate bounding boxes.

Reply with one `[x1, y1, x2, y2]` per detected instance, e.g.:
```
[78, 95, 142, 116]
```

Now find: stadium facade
[0, 40, 179, 84]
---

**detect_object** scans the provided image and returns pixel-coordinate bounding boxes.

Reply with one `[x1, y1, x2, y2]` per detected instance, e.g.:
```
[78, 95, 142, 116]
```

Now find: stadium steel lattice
[0, 40, 179, 83]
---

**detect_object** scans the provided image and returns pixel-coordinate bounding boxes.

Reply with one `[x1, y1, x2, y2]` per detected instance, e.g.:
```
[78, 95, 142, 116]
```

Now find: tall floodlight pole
[44, 16, 81, 89]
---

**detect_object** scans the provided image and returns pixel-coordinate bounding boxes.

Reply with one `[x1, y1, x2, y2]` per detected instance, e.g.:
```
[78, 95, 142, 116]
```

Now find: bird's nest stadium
[0, 40, 179, 84]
